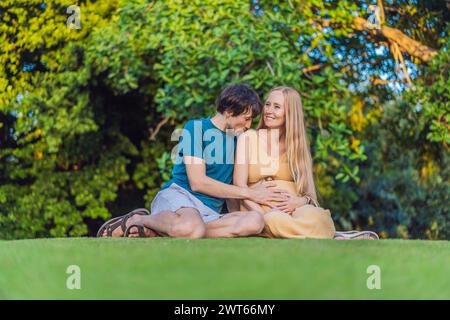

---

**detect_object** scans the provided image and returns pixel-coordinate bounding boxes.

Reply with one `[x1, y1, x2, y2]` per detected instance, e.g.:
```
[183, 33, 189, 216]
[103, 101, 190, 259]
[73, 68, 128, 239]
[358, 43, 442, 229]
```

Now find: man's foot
[126, 225, 159, 238]
[102, 225, 131, 237]
[123, 214, 159, 238]
[98, 208, 151, 238]
[100, 217, 125, 237]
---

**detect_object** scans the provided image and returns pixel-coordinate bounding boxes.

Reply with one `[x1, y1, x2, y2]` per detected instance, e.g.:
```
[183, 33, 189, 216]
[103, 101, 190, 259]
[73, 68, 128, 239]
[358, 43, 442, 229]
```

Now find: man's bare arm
[184, 156, 286, 206]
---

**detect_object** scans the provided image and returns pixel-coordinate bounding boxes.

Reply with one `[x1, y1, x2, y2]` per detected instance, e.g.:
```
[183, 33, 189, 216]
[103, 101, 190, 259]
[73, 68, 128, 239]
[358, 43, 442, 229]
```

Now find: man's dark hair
[216, 84, 262, 117]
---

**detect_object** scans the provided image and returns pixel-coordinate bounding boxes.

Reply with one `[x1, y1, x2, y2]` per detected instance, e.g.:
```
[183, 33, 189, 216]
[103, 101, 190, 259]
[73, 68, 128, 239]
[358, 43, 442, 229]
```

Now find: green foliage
[404, 43, 450, 145]
[0, 0, 128, 238]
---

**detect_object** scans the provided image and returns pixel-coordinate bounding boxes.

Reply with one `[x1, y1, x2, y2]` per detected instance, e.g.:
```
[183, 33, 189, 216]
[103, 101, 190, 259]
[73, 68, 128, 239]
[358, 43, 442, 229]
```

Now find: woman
[233, 86, 378, 240]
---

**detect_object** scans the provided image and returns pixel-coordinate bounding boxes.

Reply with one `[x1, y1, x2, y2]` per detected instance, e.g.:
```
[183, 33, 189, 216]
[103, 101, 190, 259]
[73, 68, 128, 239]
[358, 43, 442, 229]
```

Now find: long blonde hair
[257, 86, 318, 203]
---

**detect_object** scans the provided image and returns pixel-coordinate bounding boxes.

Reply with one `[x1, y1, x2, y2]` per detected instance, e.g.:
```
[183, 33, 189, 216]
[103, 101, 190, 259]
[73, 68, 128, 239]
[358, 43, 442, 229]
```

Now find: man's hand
[274, 194, 308, 214]
[247, 181, 290, 208]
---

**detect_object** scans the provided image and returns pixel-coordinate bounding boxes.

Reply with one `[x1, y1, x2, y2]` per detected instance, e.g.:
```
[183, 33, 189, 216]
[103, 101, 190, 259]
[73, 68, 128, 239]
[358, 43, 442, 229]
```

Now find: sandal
[96, 216, 123, 238]
[96, 208, 150, 237]
[334, 230, 379, 240]
[124, 224, 147, 238]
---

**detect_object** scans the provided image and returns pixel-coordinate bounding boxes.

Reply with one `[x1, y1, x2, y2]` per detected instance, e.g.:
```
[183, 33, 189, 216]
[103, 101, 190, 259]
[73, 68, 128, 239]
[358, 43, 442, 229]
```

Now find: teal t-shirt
[162, 117, 237, 213]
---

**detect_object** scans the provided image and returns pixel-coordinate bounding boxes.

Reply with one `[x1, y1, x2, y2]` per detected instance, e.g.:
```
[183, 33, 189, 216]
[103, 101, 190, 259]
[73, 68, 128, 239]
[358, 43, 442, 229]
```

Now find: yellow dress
[240, 130, 335, 239]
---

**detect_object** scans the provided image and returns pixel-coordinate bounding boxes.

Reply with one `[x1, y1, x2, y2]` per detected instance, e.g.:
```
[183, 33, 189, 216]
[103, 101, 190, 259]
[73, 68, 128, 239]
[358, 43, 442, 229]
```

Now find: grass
[0, 237, 448, 299]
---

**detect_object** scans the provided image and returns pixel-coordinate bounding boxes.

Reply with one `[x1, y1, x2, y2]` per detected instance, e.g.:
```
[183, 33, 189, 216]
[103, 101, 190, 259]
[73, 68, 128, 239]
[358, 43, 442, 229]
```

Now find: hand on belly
[252, 179, 298, 213]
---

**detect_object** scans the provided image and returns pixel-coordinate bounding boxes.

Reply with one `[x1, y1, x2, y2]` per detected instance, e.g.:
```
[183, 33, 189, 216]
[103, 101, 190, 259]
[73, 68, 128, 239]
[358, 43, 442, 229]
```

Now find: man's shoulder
[184, 117, 202, 125]
[183, 117, 209, 127]
[182, 117, 207, 132]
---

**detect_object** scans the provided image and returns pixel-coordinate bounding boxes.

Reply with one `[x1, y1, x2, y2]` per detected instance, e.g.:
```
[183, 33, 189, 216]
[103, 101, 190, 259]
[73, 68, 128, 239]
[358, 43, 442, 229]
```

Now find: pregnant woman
[233, 86, 378, 240]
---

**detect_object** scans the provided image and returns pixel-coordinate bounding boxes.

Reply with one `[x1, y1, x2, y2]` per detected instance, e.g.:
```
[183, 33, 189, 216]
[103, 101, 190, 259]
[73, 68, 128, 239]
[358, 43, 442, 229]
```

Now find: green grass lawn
[0, 237, 448, 299]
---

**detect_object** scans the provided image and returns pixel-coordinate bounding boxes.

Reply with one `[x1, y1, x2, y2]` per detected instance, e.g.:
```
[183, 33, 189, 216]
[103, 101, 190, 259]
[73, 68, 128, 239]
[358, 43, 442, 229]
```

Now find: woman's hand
[247, 181, 290, 207]
[274, 194, 308, 214]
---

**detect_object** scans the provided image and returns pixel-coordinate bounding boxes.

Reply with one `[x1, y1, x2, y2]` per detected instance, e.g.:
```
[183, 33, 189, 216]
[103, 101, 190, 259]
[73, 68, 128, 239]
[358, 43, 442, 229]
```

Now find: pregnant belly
[240, 179, 297, 213]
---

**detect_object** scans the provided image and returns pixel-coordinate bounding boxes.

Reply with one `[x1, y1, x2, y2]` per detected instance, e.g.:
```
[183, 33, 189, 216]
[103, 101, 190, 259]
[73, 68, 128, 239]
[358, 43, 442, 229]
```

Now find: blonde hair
[257, 86, 318, 203]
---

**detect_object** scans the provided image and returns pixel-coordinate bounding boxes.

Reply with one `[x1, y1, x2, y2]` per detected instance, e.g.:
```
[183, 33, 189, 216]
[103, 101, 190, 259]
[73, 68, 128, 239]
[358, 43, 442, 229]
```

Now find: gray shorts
[150, 182, 223, 224]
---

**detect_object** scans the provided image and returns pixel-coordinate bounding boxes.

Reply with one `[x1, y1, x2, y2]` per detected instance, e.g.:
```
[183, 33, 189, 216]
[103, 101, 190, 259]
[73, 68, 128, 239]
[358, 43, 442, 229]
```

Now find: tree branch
[352, 16, 438, 62]
[301, 64, 322, 73]
[149, 115, 170, 141]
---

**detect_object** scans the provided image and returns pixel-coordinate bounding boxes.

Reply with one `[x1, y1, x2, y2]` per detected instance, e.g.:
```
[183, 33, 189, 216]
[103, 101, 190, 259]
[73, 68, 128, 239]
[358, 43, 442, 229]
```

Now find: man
[98, 84, 287, 238]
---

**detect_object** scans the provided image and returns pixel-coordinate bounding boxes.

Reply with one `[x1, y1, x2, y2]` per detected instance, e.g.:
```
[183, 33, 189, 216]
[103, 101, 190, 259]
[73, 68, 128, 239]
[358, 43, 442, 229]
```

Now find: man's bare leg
[126, 207, 206, 239]
[205, 211, 264, 238]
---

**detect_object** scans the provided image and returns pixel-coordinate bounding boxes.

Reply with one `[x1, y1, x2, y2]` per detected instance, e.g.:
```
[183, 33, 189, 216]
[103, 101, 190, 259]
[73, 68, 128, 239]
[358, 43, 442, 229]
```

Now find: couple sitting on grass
[97, 84, 379, 240]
